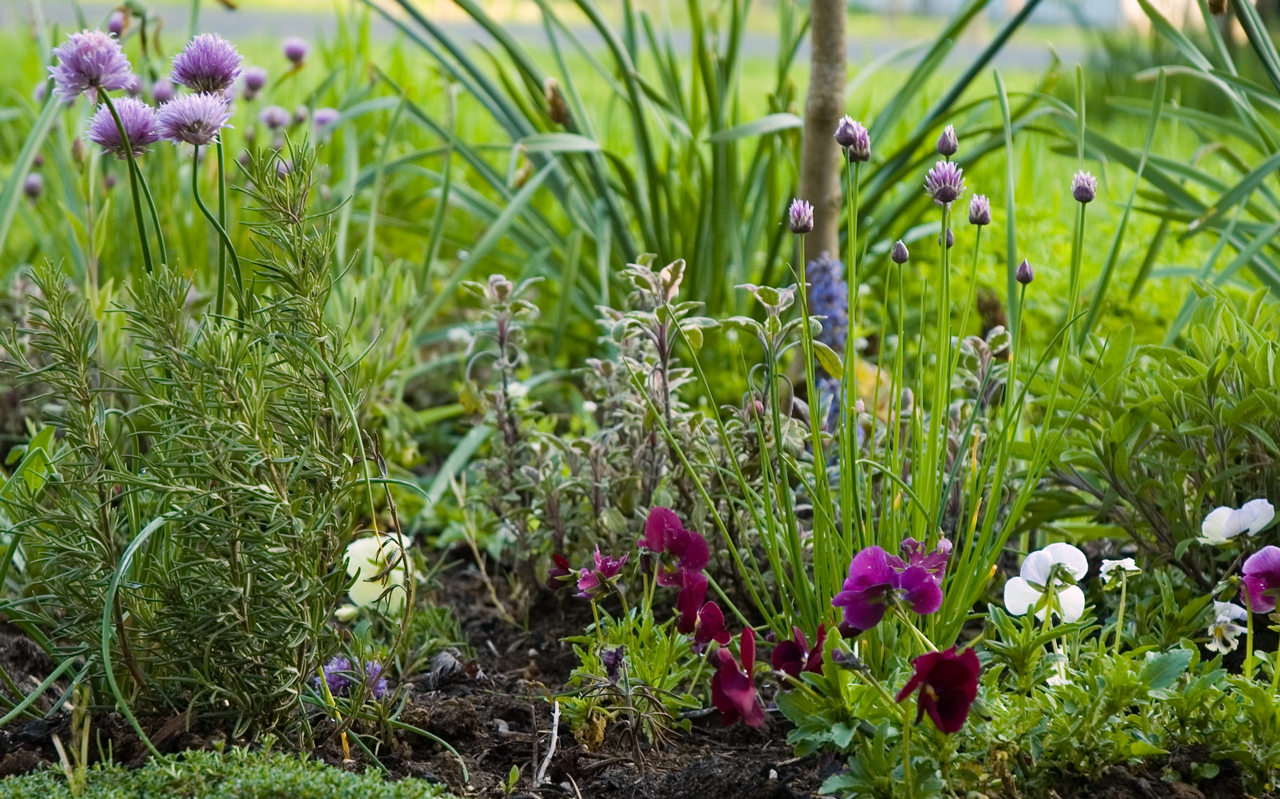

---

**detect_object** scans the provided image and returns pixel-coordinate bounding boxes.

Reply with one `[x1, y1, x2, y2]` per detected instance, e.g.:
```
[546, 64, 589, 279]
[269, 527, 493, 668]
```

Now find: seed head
[891, 240, 909, 264]
[23, 173, 43, 201]
[789, 198, 814, 234]
[259, 104, 290, 130]
[151, 77, 175, 104]
[835, 116, 870, 162]
[937, 124, 958, 157]
[171, 33, 242, 95]
[313, 107, 339, 129]
[968, 194, 991, 226]
[49, 30, 135, 103]
[156, 92, 231, 147]
[87, 96, 159, 159]
[925, 160, 965, 206]
[1071, 170, 1097, 204]
[283, 37, 310, 66]
[1015, 258, 1034, 285]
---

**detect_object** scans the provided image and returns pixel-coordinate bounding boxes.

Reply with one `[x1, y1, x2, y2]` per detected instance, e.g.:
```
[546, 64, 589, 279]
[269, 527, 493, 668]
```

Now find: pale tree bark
[799, 0, 847, 263]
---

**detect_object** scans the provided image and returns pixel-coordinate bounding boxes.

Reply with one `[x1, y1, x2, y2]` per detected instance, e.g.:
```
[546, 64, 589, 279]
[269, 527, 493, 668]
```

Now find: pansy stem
[902, 706, 914, 799]
[893, 605, 938, 653]
[99, 91, 153, 274]
[1113, 573, 1126, 656]
[1244, 584, 1255, 680]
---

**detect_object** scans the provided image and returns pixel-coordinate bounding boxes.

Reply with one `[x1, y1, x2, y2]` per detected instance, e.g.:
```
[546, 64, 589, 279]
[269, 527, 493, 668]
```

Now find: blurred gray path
[4, 1, 1087, 69]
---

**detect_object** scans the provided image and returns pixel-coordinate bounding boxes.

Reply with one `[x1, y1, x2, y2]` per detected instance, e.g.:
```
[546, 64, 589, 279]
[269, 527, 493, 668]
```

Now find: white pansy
[1206, 601, 1248, 655]
[1003, 542, 1088, 623]
[1100, 558, 1140, 586]
[345, 533, 409, 616]
[507, 382, 529, 399]
[1198, 499, 1274, 546]
[1045, 657, 1071, 687]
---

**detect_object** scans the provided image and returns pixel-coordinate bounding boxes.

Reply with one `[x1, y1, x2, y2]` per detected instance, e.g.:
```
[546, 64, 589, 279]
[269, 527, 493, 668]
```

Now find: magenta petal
[772, 640, 803, 678]
[1242, 545, 1280, 613]
[845, 546, 899, 587]
[676, 573, 708, 634]
[832, 586, 889, 631]
[1242, 574, 1276, 613]
[669, 527, 710, 574]
[641, 506, 680, 552]
[897, 565, 944, 615]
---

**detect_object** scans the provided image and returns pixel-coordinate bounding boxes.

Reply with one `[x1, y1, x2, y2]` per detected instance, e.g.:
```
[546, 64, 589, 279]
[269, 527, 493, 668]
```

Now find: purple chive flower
[313, 106, 339, 129]
[835, 116, 871, 162]
[23, 173, 43, 201]
[151, 77, 175, 104]
[1242, 545, 1280, 613]
[789, 198, 814, 234]
[925, 160, 965, 206]
[891, 240, 909, 264]
[575, 548, 628, 599]
[108, 11, 125, 37]
[171, 33, 243, 95]
[1016, 258, 1034, 285]
[87, 96, 159, 159]
[283, 37, 310, 66]
[807, 252, 848, 356]
[1072, 170, 1097, 204]
[937, 124, 958, 157]
[939, 228, 954, 249]
[260, 104, 290, 131]
[292, 105, 310, 126]
[831, 544, 947, 631]
[49, 30, 135, 103]
[156, 92, 231, 147]
[241, 66, 268, 101]
[968, 194, 991, 226]
[124, 73, 142, 97]
[33, 81, 48, 103]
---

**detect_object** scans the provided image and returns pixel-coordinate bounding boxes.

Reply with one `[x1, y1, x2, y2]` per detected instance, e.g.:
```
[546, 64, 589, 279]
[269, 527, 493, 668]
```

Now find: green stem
[893, 605, 938, 653]
[137, 165, 166, 266]
[98, 92, 152, 273]
[903, 706, 914, 799]
[191, 143, 244, 317]
[216, 140, 227, 317]
[1113, 573, 1126, 656]
[1244, 584, 1256, 680]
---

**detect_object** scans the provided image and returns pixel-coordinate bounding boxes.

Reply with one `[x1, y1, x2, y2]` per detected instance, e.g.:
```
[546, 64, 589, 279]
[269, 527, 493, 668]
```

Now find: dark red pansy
[675, 572, 708, 634]
[692, 600, 731, 655]
[710, 628, 764, 728]
[895, 647, 980, 734]
[547, 553, 573, 591]
[771, 624, 826, 686]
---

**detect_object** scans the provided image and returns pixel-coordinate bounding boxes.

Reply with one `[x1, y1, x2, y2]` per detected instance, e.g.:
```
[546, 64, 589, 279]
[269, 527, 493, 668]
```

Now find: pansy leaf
[1139, 649, 1193, 692]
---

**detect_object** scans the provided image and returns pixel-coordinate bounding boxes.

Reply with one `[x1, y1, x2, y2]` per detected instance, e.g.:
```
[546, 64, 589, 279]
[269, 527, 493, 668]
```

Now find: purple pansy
[896, 647, 980, 734]
[547, 553, 574, 591]
[1242, 545, 1280, 613]
[691, 600, 731, 655]
[50, 29, 134, 103]
[575, 548, 627, 599]
[87, 96, 159, 159]
[831, 542, 948, 631]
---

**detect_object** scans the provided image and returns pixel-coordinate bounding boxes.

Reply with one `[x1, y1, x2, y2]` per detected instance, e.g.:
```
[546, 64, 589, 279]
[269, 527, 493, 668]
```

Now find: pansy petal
[1238, 498, 1275, 536]
[832, 586, 889, 630]
[1201, 506, 1233, 543]
[1040, 584, 1085, 623]
[1019, 550, 1053, 585]
[897, 566, 943, 615]
[1002, 576, 1041, 616]
[1043, 542, 1088, 581]
[1213, 601, 1249, 623]
[641, 506, 680, 552]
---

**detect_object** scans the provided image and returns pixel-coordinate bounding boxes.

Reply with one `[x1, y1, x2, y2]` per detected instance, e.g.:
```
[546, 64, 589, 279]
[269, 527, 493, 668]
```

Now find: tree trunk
[799, 0, 847, 264]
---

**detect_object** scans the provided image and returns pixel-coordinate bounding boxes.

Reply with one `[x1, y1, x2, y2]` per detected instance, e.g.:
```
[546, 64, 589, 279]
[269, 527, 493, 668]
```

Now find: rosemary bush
[0, 145, 376, 738]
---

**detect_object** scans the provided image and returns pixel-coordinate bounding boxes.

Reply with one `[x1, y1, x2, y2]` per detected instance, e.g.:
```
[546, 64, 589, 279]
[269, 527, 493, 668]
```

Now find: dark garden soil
[0, 562, 1273, 799]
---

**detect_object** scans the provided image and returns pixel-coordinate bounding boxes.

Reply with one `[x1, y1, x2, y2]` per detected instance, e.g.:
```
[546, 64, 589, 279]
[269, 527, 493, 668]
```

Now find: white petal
[1055, 585, 1086, 623]
[1020, 550, 1054, 585]
[1238, 498, 1275, 536]
[1201, 506, 1233, 543]
[1214, 601, 1248, 622]
[1003, 576, 1042, 616]
[1044, 542, 1088, 581]
[345, 537, 381, 577]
